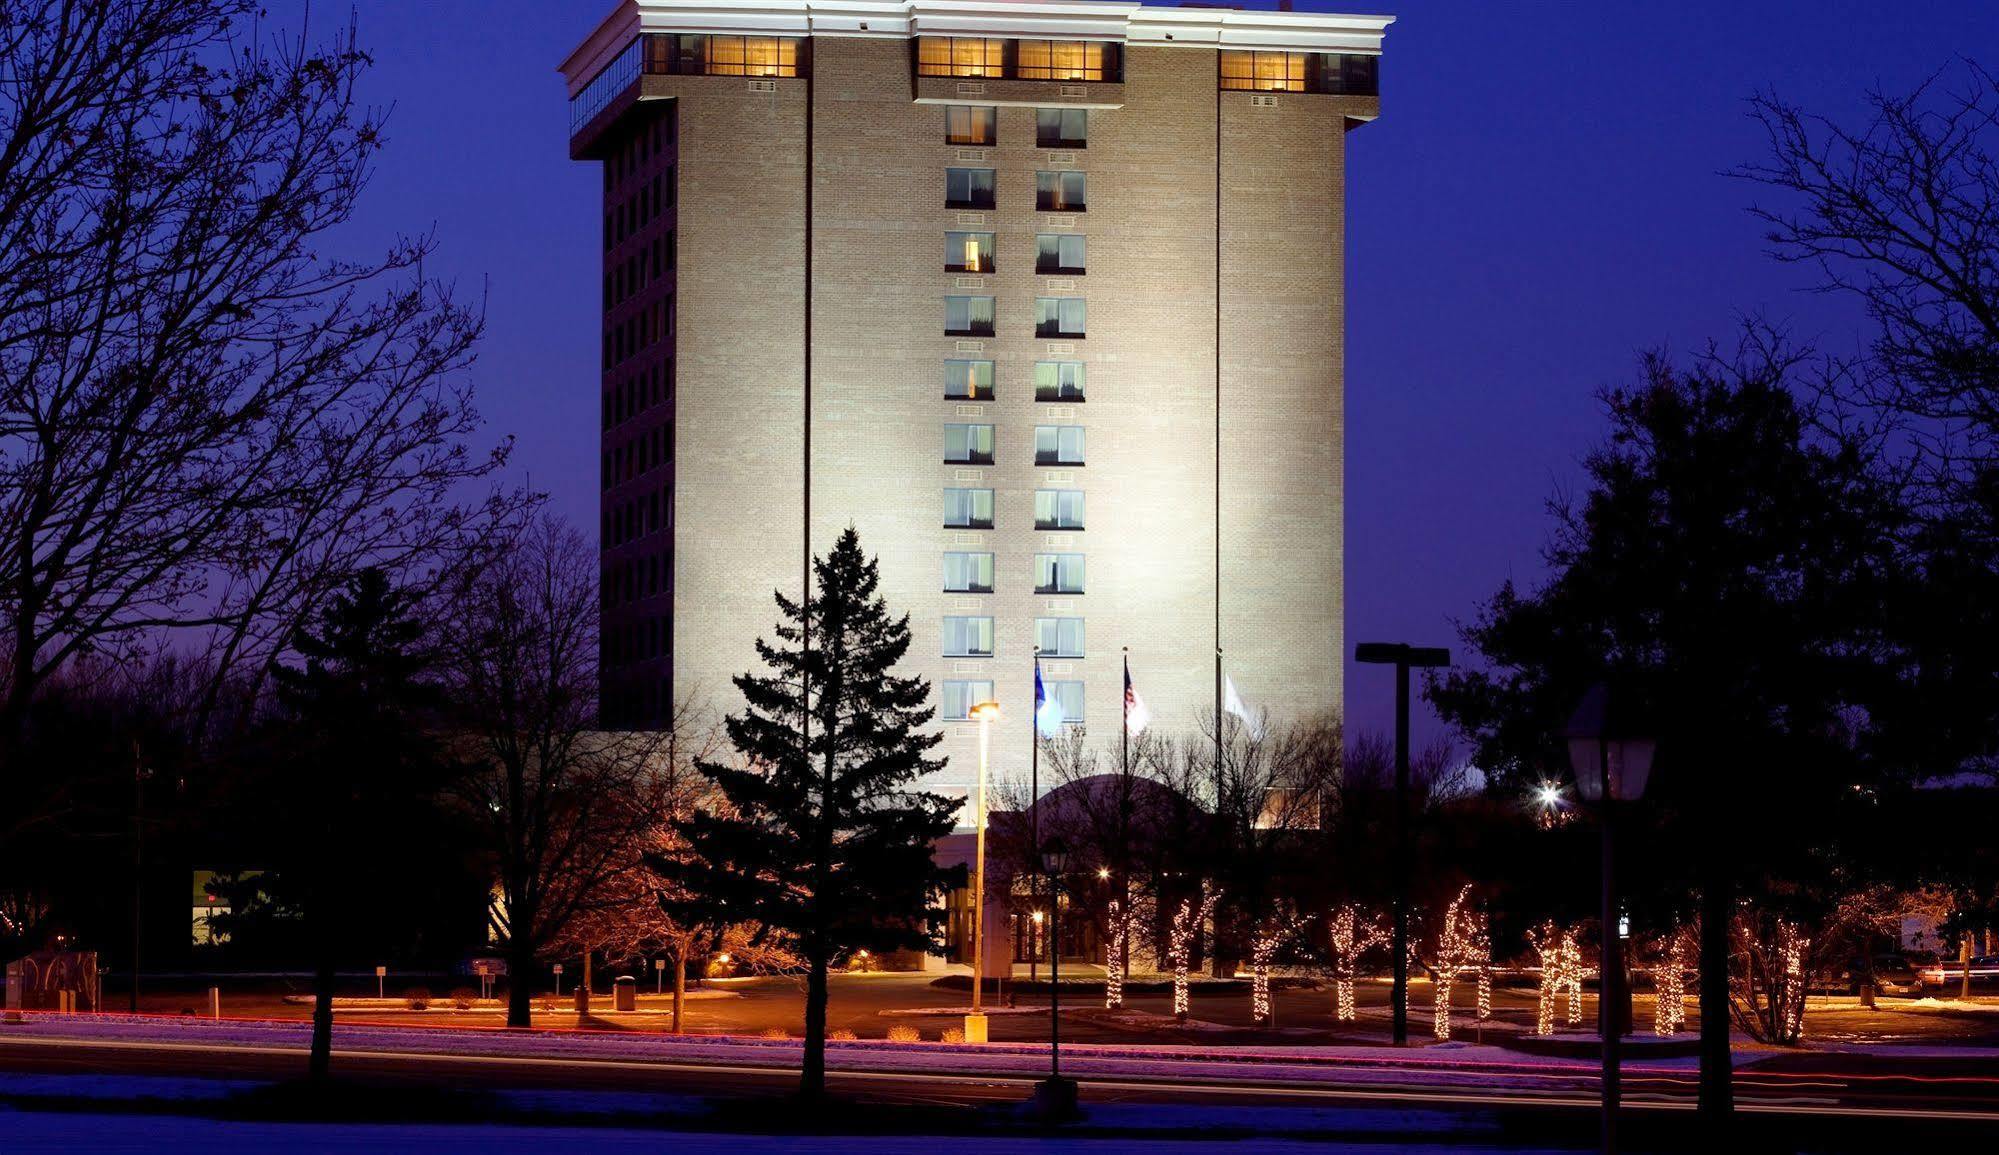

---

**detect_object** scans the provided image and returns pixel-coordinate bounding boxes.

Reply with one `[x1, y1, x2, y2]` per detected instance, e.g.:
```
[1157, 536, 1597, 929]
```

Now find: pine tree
[660, 528, 956, 1100]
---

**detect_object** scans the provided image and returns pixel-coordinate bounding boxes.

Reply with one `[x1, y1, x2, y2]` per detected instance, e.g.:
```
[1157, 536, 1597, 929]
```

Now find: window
[945, 295, 995, 337]
[1034, 488, 1085, 529]
[1036, 171, 1086, 211]
[944, 551, 995, 593]
[944, 359, 994, 400]
[1219, 50, 1378, 95]
[944, 487, 995, 528]
[1034, 297, 1086, 338]
[944, 423, 995, 464]
[1036, 552, 1085, 594]
[942, 679, 996, 720]
[1043, 679, 1085, 723]
[1034, 425, 1085, 465]
[946, 167, 996, 209]
[1036, 617, 1085, 658]
[1016, 41, 1118, 81]
[917, 37, 1006, 78]
[945, 105, 997, 146]
[945, 232, 995, 273]
[1034, 361, 1085, 401]
[943, 615, 995, 657]
[1036, 108, 1088, 148]
[1035, 234, 1086, 275]
[671, 34, 801, 77]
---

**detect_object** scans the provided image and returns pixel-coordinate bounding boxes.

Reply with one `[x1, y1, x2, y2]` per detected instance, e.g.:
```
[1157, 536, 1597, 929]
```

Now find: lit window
[945, 105, 997, 146]
[1016, 41, 1117, 81]
[944, 360, 994, 400]
[1034, 298, 1085, 338]
[943, 615, 995, 657]
[1034, 489, 1084, 529]
[918, 37, 1006, 78]
[1034, 362, 1085, 401]
[944, 423, 995, 464]
[945, 295, 995, 337]
[1036, 617, 1085, 658]
[945, 487, 995, 528]
[946, 167, 996, 209]
[675, 35, 800, 77]
[1034, 426, 1085, 466]
[1036, 171, 1087, 211]
[944, 551, 995, 593]
[942, 679, 996, 720]
[946, 232, 995, 273]
[1035, 235, 1086, 275]
[1036, 108, 1088, 148]
[1036, 552, 1085, 594]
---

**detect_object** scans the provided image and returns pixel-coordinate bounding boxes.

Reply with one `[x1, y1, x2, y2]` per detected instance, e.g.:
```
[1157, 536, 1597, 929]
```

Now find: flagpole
[1214, 648, 1224, 807]
[1030, 647, 1041, 985]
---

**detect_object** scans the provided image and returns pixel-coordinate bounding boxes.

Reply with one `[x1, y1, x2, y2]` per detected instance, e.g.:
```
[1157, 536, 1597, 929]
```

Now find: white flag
[1224, 674, 1264, 738]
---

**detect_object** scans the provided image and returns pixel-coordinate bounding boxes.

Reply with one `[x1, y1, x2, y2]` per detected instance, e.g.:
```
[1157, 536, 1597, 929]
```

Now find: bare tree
[0, 0, 524, 781]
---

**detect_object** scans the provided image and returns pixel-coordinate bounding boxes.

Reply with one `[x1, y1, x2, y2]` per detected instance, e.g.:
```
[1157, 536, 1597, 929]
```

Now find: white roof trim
[562, 0, 1393, 95]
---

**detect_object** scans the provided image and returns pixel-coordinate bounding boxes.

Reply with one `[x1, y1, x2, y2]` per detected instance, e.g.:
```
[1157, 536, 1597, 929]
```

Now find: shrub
[759, 1027, 789, 1040]
[940, 1027, 965, 1044]
[450, 987, 478, 1010]
[404, 986, 433, 1011]
[536, 997, 556, 1013]
[828, 1029, 858, 1041]
[886, 1025, 921, 1043]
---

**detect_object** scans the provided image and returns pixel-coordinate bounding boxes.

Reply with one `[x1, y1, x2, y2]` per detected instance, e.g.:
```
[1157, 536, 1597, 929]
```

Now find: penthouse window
[944, 423, 995, 464]
[944, 359, 994, 400]
[945, 105, 996, 146]
[1016, 40, 1118, 82]
[918, 36, 1007, 78]
[944, 551, 995, 594]
[1034, 425, 1085, 466]
[946, 167, 996, 209]
[1037, 108, 1088, 149]
[945, 295, 995, 337]
[944, 487, 995, 529]
[1035, 361, 1085, 401]
[1034, 297, 1086, 339]
[1036, 553, 1085, 595]
[1035, 488, 1085, 530]
[1035, 234, 1086, 275]
[943, 615, 995, 658]
[652, 34, 802, 77]
[1036, 617, 1085, 658]
[946, 232, 995, 273]
[1036, 171, 1086, 212]
[1219, 50, 1378, 95]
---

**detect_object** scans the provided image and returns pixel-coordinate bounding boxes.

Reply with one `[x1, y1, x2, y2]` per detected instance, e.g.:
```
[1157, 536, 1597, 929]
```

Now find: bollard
[614, 975, 636, 1013]
[208, 986, 221, 1020]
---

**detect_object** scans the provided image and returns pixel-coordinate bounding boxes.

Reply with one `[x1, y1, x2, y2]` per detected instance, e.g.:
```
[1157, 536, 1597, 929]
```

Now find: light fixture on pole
[1563, 683, 1655, 1155]
[965, 698, 1000, 1045]
[1031, 836, 1079, 1121]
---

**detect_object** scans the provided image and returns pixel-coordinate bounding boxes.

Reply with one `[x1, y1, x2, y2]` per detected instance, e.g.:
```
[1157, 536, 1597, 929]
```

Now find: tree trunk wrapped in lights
[1526, 920, 1585, 1036]
[1429, 885, 1489, 1041]
[1105, 898, 1126, 1011]
[1731, 914, 1813, 1044]
[1248, 912, 1311, 1028]
[1169, 887, 1219, 1022]
[1654, 926, 1691, 1036]
[1327, 905, 1387, 1023]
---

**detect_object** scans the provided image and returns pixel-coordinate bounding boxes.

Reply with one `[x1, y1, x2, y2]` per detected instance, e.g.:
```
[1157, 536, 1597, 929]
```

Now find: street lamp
[1564, 683, 1655, 1155]
[1032, 836, 1079, 1121]
[966, 698, 1000, 1045]
[1354, 641, 1450, 1045]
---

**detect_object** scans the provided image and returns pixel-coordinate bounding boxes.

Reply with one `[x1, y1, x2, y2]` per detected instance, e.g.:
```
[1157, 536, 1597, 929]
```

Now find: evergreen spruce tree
[660, 528, 956, 1100]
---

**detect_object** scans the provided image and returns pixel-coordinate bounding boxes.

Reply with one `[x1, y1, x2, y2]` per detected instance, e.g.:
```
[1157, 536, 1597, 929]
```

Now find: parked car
[1857, 954, 1922, 997]
[1917, 955, 1999, 989]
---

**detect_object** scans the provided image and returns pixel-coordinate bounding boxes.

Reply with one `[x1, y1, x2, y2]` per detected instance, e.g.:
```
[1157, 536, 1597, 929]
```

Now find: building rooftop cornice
[560, 0, 1393, 96]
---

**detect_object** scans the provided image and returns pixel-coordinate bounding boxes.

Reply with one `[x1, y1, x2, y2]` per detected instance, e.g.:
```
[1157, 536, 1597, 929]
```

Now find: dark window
[944, 360, 994, 400]
[1034, 361, 1085, 401]
[946, 167, 996, 209]
[1036, 171, 1086, 211]
[1034, 425, 1085, 466]
[945, 295, 995, 337]
[1034, 297, 1085, 338]
[1035, 234, 1086, 274]
[1036, 108, 1088, 148]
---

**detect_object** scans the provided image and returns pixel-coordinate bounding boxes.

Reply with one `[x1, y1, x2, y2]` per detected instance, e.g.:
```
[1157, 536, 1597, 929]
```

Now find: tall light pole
[1565, 684, 1655, 1155]
[965, 698, 1000, 1044]
[1032, 836, 1078, 1121]
[1354, 642, 1449, 1045]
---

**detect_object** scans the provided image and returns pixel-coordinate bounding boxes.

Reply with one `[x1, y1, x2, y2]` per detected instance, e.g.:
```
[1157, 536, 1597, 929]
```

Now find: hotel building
[562, 0, 1388, 817]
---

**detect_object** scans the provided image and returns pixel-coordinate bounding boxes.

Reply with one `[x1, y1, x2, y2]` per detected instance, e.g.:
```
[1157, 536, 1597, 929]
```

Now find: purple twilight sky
[319, 0, 1999, 747]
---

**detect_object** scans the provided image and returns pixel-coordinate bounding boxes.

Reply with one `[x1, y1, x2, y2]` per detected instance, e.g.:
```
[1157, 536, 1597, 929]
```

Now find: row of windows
[944, 487, 1084, 530]
[604, 230, 676, 310]
[603, 295, 674, 370]
[917, 38, 1121, 84]
[944, 360, 1084, 402]
[603, 167, 674, 252]
[603, 360, 673, 433]
[645, 34, 802, 78]
[602, 117, 674, 193]
[603, 550, 672, 610]
[604, 612, 670, 665]
[940, 616, 1087, 658]
[943, 424, 1085, 466]
[605, 482, 671, 549]
[943, 678, 1083, 721]
[944, 106, 1089, 149]
[1218, 50, 1379, 95]
[944, 232, 1088, 275]
[945, 296, 1085, 338]
[942, 551, 1085, 594]
[603, 421, 671, 489]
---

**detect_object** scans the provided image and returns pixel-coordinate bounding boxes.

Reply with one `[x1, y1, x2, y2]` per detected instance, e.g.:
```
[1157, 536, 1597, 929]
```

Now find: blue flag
[1035, 662, 1064, 736]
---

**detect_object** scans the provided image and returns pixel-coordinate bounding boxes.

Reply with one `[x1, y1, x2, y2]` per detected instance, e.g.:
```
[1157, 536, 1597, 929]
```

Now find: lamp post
[966, 698, 1000, 1045]
[1564, 684, 1655, 1155]
[1354, 641, 1450, 1045]
[1033, 836, 1079, 1121]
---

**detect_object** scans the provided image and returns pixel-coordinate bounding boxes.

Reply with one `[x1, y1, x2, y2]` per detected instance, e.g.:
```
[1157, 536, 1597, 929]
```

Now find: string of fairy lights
[1327, 905, 1387, 1023]
[1428, 884, 1491, 1041]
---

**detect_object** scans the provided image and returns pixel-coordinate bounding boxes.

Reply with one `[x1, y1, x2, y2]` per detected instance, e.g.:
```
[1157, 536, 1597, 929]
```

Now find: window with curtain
[679, 35, 799, 77]
[1044, 679, 1085, 722]
[944, 488, 995, 528]
[946, 167, 996, 209]
[944, 423, 995, 464]
[945, 105, 997, 145]
[1034, 297, 1086, 338]
[1034, 361, 1085, 401]
[945, 232, 995, 273]
[917, 37, 1007, 77]
[1036, 108, 1088, 148]
[1015, 41, 1116, 81]
[943, 552, 995, 593]
[945, 295, 995, 336]
[1035, 235, 1086, 275]
[1034, 488, 1085, 529]
[1220, 49, 1307, 91]
[1036, 617, 1085, 658]
[943, 616, 995, 657]
[1034, 425, 1085, 465]
[944, 360, 994, 400]
[1036, 171, 1087, 211]
[1036, 552, 1085, 594]
[942, 679, 996, 720]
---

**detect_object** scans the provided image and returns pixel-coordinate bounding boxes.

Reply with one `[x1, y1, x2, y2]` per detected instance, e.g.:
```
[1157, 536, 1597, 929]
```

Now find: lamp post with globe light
[1564, 684, 1655, 1155]
[1031, 836, 1079, 1121]
[965, 698, 1000, 1044]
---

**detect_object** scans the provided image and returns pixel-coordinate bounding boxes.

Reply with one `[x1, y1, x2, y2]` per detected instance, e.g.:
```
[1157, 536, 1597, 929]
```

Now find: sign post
[375, 965, 386, 1000]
